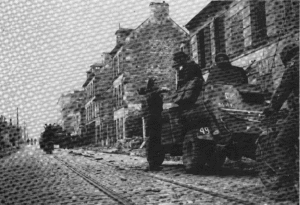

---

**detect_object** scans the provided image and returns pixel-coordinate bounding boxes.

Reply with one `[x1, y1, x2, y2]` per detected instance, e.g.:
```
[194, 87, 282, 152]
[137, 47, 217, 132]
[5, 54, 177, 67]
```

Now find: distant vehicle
[44, 141, 54, 154]
[39, 138, 54, 154]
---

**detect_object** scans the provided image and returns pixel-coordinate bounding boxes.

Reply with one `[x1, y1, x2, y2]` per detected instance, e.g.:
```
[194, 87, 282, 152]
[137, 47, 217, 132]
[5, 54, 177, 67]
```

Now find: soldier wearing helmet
[207, 53, 248, 85]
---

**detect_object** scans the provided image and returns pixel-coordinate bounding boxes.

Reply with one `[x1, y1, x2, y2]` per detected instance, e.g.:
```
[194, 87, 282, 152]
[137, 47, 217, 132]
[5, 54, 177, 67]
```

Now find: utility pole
[17, 107, 19, 128]
[23, 121, 26, 141]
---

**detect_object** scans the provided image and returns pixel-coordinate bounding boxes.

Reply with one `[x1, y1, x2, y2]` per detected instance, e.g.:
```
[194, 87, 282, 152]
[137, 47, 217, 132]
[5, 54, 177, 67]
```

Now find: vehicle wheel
[256, 139, 280, 190]
[207, 145, 226, 172]
[182, 131, 208, 174]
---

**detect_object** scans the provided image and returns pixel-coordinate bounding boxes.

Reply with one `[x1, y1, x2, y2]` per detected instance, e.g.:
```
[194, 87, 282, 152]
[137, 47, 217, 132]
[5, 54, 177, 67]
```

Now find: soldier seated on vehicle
[206, 53, 248, 85]
[204, 53, 248, 136]
[172, 52, 219, 135]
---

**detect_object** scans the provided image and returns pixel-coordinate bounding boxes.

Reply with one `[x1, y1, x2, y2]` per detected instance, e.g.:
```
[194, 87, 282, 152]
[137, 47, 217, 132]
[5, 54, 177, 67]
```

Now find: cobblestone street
[0, 145, 119, 205]
[0, 146, 298, 205]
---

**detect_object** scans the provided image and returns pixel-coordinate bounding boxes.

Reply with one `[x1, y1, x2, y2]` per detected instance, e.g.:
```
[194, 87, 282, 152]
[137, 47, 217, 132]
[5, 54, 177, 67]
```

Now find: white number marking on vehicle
[199, 127, 210, 135]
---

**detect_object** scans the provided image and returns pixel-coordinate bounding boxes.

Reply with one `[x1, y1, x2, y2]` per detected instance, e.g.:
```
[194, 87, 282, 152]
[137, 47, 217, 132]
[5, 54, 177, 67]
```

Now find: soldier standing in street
[138, 77, 169, 171]
[263, 43, 299, 202]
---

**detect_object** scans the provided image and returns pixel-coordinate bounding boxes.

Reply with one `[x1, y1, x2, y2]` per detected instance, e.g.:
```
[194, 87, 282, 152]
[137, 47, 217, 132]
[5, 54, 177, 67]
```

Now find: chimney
[115, 28, 133, 45]
[101, 52, 111, 65]
[149, 1, 169, 21]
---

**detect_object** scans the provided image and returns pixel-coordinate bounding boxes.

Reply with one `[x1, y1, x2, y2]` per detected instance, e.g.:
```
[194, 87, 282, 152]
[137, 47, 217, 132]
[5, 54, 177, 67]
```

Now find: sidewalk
[69, 145, 184, 162]
[71, 145, 146, 157]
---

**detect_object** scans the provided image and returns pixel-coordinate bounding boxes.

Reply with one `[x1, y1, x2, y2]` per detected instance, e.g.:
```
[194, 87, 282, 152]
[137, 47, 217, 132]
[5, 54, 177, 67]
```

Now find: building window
[285, 0, 299, 31]
[197, 30, 205, 68]
[213, 15, 226, 54]
[115, 120, 118, 140]
[191, 35, 198, 63]
[119, 117, 123, 139]
[113, 57, 118, 78]
[227, 13, 244, 58]
[196, 25, 212, 70]
[250, 0, 267, 48]
[119, 85, 122, 106]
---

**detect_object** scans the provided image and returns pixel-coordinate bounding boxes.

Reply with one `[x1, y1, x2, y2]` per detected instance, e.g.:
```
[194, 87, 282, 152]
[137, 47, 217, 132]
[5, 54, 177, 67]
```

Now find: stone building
[82, 64, 102, 144]
[57, 90, 85, 135]
[95, 53, 115, 147]
[185, 0, 299, 99]
[111, 2, 189, 142]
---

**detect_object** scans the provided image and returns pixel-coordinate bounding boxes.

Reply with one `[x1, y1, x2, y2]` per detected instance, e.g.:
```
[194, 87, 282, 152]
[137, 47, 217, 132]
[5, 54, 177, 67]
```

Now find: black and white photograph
[0, 0, 299, 204]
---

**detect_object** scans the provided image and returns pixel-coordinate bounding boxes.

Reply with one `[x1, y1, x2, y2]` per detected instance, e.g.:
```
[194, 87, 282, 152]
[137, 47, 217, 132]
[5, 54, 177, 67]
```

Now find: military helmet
[215, 53, 229, 63]
[173, 51, 189, 60]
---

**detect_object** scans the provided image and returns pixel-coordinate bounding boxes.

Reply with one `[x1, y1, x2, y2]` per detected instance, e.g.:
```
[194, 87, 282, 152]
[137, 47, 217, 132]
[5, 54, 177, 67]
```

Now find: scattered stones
[145, 188, 161, 192]
[120, 176, 127, 181]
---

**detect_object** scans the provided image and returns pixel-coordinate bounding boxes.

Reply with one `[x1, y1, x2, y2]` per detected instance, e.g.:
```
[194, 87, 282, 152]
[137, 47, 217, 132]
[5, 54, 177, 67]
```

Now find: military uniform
[269, 56, 299, 187]
[205, 59, 248, 138]
[264, 44, 299, 201]
[206, 64, 248, 85]
[139, 78, 166, 170]
[172, 60, 220, 136]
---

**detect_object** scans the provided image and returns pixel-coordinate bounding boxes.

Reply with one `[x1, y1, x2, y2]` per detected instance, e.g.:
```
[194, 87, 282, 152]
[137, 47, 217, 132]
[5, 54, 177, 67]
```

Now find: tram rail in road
[62, 150, 265, 205]
[53, 155, 135, 205]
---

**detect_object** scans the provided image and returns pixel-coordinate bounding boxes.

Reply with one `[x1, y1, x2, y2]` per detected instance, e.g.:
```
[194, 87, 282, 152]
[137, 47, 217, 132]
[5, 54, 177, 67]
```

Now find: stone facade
[96, 53, 115, 147]
[82, 64, 103, 144]
[57, 90, 85, 135]
[186, 0, 299, 97]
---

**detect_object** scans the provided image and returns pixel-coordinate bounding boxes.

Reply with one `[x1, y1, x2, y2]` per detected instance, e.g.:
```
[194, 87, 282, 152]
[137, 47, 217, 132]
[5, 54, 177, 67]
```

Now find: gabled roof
[124, 16, 188, 49]
[185, 1, 233, 30]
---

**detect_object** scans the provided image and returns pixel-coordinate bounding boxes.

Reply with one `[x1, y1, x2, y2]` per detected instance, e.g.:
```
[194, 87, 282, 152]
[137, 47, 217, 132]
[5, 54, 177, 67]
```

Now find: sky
[0, 0, 210, 138]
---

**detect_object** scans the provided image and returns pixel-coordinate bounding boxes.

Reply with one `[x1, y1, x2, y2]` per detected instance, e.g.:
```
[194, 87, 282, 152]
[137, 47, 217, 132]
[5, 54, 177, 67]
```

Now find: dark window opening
[197, 30, 206, 69]
[214, 15, 226, 54]
[228, 14, 244, 58]
[250, 1, 267, 48]
[285, 0, 299, 31]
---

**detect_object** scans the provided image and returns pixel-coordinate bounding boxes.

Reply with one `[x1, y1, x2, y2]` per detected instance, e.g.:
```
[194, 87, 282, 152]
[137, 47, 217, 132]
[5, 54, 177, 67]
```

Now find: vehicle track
[62, 151, 275, 204]
[53, 155, 135, 205]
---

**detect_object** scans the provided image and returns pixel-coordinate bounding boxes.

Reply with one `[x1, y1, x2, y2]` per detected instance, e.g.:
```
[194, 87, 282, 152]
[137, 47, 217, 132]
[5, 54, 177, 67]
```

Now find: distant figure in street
[138, 77, 169, 171]
[206, 53, 248, 85]
[263, 43, 299, 202]
[27, 139, 30, 145]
